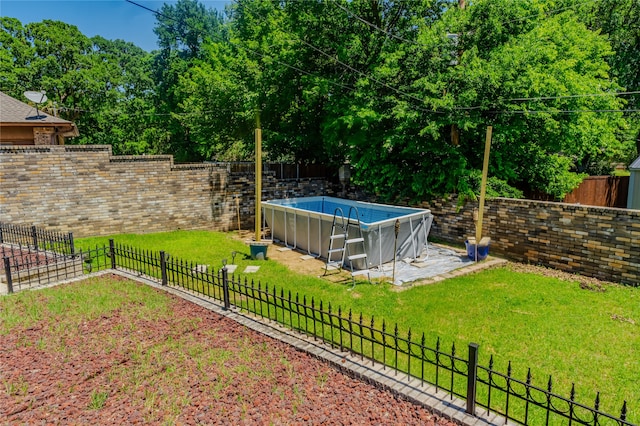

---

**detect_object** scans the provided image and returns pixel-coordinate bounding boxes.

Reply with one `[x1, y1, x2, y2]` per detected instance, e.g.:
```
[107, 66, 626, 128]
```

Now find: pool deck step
[330, 234, 347, 240]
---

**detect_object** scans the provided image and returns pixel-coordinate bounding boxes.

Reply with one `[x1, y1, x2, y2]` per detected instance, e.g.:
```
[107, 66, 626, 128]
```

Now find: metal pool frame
[262, 197, 433, 270]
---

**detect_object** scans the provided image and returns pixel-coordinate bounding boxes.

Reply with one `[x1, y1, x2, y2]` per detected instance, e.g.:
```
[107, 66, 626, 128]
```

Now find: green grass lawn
[76, 230, 640, 421]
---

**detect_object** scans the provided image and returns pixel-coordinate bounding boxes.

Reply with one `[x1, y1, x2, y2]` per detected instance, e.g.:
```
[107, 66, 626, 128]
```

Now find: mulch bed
[0, 244, 59, 272]
[0, 275, 457, 425]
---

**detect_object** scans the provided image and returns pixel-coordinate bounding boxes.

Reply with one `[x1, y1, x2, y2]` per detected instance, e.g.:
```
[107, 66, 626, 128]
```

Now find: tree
[577, 0, 640, 160]
[76, 36, 160, 155]
[341, 0, 630, 200]
[152, 0, 225, 161]
[0, 18, 161, 155]
[4, 1, 631, 201]
[204, 0, 630, 200]
[0, 17, 33, 93]
[174, 40, 256, 161]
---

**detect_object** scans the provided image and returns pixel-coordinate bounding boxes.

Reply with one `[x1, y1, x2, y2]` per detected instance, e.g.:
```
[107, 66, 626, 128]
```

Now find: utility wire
[227, 0, 440, 113]
[328, 0, 423, 47]
[129, 0, 433, 112]
[249, 5, 634, 115]
[508, 91, 640, 102]
[125, 0, 175, 21]
[328, 0, 602, 53]
[499, 0, 600, 25]
[123, 0, 637, 118]
[456, 91, 640, 111]
[126, 0, 355, 93]
[296, 36, 438, 113]
[488, 109, 640, 114]
[234, 42, 355, 92]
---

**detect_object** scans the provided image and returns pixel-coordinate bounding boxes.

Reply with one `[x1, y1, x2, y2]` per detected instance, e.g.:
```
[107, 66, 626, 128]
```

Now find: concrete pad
[193, 264, 208, 273]
[300, 255, 315, 261]
[369, 244, 476, 286]
[244, 265, 260, 273]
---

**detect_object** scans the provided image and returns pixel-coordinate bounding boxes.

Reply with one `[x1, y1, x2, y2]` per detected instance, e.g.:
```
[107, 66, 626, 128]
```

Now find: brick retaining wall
[2, 146, 638, 285]
[421, 197, 640, 285]
[0, 146, 329, 238]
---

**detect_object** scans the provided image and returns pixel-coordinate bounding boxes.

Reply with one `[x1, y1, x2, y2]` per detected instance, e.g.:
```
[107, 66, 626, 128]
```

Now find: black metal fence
[210, 162, 336, 180]
[1, 237, 634, 426]
[104, 241, 633, 426]
[0, 222, 74, 255]
[1, 243, 107, 294]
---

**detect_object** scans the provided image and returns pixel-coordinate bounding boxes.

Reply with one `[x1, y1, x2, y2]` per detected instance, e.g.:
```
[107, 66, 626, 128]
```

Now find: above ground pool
[262, 197, 433, 270]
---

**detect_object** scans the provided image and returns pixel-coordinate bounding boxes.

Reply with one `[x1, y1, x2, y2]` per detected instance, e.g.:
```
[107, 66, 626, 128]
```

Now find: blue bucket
[465, 240, 489, 261]
[249, 242, 269, 260]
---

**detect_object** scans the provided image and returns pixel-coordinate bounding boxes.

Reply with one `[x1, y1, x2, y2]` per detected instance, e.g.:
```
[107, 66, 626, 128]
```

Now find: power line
[488, 109, 640, 114]
[126, 0, 355, 93]
[499, 0, 600, 25]
[233, 0, 633, 116]
[296, 36, 438, 113]
[508, 91, 640, 102]
[226, 1, 441, 113]
[328, 0, 423, 47]
[125, 0, 175, 22]
[124, 0, 637, 119]
[456, 91, 640, 111]
[234, 42, 355, 92]
[129, 0, 438, 113]
[328, 0, 604, 55]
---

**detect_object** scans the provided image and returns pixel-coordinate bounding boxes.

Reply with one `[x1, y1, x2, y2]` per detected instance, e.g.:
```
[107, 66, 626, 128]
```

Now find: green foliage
[0, 18, 161, 155]
[2, 0, 637, 199]
[457, 169, 524, 202]
[444, 2, 627, 198]
[152, 0, 226, 161]
[576, 0, 640, 161]
[88, 390, 109, 410]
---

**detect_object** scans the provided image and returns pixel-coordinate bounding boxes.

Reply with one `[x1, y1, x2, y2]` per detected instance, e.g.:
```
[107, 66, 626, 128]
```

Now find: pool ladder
[324, 207, 371, 286]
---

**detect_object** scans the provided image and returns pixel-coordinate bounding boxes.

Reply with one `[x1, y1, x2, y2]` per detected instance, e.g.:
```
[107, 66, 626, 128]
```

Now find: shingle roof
[630, 155, 640, 171]
[0, 91, 74, 126]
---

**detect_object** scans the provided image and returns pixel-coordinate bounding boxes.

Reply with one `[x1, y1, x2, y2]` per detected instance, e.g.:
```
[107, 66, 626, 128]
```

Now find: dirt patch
[240, 233, 613, 293]
[238, 231, 357, 286]
[0, 275, 456, 425]
[506, 262, 612, 291]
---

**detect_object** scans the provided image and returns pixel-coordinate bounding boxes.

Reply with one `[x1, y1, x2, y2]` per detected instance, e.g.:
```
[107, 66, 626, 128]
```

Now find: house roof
[630, 155, 640, 171]
[0, 91, 75, 127]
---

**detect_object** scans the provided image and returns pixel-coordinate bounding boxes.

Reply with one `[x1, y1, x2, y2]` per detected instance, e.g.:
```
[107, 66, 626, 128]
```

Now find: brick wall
[2, 146, 638, 285]
[33, 127, 55, 145]
[0, 146, 329, 238]
[421, 197, 640, 285]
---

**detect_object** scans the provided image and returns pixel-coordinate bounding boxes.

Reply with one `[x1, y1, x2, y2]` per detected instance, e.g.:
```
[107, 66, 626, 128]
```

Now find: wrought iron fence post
[466, 342, 479, 415]
[222, 267, 230, 310]
[68, 232, 75, 256]
[3, 257, 13, 294]
[108, 239, 116, 270]
[160, 251, 168, 286]
[0, 224, 4, 244]
[31, 225, 38, 250]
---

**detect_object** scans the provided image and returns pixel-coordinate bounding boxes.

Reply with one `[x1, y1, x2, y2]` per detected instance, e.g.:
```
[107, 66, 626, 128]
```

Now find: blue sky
[1, 0, 229, 52]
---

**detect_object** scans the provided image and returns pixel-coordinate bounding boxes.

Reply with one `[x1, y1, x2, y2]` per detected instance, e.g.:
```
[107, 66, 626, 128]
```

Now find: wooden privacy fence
[563, 176, 629, 208]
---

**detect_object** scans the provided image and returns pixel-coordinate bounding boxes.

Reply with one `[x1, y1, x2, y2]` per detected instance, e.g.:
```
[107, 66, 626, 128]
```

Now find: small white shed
[628, 155, 640, 209]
